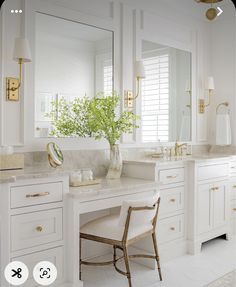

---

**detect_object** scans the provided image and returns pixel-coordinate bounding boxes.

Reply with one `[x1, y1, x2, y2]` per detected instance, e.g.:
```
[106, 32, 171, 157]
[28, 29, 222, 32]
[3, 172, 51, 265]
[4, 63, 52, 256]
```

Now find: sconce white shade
[13, 38, 32, 62]
[206, 76, 215, 90]
[135, 61, 145, 79]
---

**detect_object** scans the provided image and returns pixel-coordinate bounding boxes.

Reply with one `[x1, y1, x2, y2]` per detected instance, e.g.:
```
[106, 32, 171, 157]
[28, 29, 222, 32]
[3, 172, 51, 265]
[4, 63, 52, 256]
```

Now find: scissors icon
[11, 268, 22, 279]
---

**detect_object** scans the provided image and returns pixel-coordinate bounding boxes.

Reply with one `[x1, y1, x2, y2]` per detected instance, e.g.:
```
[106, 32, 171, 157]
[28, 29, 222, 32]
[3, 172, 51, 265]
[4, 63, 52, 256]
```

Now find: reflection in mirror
[35, 13, 113, 138]
[141, 40, 191, 143]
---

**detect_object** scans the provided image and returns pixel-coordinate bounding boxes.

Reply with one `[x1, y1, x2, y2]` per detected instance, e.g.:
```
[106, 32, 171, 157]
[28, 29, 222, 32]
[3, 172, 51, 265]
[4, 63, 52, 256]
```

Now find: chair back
[119, 193, 160, 241]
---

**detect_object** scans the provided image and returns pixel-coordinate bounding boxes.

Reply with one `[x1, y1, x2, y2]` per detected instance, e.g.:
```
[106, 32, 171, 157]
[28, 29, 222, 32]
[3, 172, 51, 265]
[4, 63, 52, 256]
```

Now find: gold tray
[70, 178, 102, 187]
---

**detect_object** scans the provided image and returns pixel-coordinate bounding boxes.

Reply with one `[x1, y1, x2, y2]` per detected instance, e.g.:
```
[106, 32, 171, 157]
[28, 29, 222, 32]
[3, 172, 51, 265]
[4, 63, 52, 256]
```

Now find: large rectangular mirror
[141, 40, 191, 143]
[35, 13, 113, 138]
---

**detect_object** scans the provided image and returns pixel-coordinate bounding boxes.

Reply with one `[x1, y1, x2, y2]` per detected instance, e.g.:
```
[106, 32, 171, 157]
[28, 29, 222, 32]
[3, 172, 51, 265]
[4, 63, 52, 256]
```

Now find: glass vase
[106, 144, 122, 179]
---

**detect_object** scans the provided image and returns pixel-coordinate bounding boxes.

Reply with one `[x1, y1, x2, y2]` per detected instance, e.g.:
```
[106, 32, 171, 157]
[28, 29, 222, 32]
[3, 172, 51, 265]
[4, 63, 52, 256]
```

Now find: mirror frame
[23, 0, 120, 151]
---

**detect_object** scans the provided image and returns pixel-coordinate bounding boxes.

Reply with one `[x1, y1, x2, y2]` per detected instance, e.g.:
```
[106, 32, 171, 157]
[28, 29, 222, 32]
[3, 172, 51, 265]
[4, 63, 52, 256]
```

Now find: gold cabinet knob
[170, 199, 176, 202]
[36, 225, 43, 232]
[232, 185, 236, 189]
[232, 208, 236, 212]
[170, 227, 175, 231]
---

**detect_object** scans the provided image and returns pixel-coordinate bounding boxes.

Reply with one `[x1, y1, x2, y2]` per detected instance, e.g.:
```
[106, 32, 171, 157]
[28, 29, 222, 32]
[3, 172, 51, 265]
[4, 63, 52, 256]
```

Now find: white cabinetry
[0, 177, 68, 287]
[187, 159, 230, 254]
[229, 157, 236, 234]
[123, 161, 186, 261]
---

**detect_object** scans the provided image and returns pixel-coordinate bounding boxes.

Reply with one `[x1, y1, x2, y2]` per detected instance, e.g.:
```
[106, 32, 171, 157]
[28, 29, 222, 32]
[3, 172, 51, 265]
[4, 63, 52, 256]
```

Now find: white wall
[1, 0, 233, 151]
[208, 10, 236, 145]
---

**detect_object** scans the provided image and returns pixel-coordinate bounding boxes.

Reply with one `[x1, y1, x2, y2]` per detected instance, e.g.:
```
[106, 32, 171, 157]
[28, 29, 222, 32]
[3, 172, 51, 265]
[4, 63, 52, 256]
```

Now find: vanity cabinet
[187, 159, 230, 254]
[0, 176, 68, 287]
[197, 182, 228, 234]
[123, 161, 186, 260]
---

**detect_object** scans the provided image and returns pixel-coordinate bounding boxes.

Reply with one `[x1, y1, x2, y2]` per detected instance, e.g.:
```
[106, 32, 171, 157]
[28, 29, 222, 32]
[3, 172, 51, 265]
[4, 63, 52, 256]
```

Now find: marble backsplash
[23, 145, 211, 177]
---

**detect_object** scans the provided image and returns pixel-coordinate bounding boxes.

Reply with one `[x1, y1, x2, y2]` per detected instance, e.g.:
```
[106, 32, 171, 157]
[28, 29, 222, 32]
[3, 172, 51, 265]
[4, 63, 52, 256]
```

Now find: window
[103, 60, 113, 95]
[141, 52, 169, 142]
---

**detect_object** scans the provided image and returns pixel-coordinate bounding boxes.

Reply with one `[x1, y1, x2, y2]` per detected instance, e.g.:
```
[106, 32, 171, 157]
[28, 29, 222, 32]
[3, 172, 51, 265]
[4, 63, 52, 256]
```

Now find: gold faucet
[174, 141, 187, 156]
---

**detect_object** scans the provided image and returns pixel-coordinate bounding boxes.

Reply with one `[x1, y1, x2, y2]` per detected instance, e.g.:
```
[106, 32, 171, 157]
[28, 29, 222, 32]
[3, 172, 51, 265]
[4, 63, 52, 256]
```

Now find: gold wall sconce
[6, 38, 32, 101]
[199, 76, 214, 113]
[124, 61, 145, 108]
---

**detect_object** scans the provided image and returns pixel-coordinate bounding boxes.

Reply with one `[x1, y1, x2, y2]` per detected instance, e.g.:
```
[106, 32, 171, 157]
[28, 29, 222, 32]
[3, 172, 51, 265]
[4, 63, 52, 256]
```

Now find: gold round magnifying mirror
[47, 142, 64, 168]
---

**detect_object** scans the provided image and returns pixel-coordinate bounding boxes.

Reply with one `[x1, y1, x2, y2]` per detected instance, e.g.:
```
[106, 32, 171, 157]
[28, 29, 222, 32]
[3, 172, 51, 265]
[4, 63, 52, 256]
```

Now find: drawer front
[12, 247, 63, 287]
[160, 186, 184, 216]
[231, 200, 236, 219]
[11, 208, 63, 251]
[198, 163, 228, 181]
[159, 168, 184, 185]
[157, 214, 184, 244]
[11, 182, 63, 209]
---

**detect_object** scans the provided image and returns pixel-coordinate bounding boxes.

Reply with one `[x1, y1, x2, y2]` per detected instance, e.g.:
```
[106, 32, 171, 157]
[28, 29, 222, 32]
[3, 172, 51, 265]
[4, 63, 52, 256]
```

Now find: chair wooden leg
[123, 245, 132, 287]
[79, 237, 82, 280]
[152, 232, 162, 281]
[113, 245, 117, 266]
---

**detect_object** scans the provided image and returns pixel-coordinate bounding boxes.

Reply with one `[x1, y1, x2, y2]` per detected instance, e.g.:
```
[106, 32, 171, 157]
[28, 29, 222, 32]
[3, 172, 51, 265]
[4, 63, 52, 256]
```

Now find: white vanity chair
[80, 194, 162, 287]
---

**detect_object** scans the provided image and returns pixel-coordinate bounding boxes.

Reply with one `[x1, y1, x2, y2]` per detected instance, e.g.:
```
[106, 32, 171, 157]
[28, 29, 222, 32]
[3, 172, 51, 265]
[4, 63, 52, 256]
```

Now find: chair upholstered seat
[80, 214, 153, 241]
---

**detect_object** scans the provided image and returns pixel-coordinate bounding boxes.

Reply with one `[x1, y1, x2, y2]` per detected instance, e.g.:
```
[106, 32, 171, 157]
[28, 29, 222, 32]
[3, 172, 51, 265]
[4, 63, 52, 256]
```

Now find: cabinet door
[213, 183, 228, 228]
[197, 183, 213, 234]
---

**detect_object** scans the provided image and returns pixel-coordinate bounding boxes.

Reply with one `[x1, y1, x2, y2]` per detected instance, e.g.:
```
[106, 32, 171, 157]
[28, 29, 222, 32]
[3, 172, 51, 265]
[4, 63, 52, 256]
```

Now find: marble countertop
[69, 177, 158, 202]
[124, 154, 233, 166]
[0, 167, 69, 183]
[0, 153, 235, 184]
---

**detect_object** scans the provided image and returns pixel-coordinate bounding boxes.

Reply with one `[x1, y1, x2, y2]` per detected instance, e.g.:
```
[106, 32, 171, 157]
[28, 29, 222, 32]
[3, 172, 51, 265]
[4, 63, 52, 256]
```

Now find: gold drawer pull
[166, 175, 178, 179]
[170, 199, 176, 202]
[170, 227, 175, 231]
[36, 225, 43, 232]
[211, 187, 219, 191]
[232, 208, 236, 212]
[232, 185, 236, 189]
[26, 192, 50, 198]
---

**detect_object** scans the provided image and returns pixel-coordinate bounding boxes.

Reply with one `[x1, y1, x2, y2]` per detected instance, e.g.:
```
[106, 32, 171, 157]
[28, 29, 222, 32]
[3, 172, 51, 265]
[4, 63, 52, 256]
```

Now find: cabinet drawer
[157, 214, 184, 244]
[11, 208, 63, 251]
[197, 163, 228, 181]
[160, 186, 184, 216]
[231, 201, 236, 219]
[11, 182, 63, 208]
[159, 168, 184, 185]
[12, 247, 63, 287]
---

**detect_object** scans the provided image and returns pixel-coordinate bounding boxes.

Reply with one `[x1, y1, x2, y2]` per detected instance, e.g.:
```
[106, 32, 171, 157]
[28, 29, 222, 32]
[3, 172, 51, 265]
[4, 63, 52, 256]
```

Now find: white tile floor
[82, 236, 236, 287]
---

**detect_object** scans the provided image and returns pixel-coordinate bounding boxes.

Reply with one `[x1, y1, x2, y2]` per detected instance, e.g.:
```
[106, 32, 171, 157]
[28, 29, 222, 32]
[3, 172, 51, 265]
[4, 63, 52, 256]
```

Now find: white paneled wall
[1, 0, 230, 151]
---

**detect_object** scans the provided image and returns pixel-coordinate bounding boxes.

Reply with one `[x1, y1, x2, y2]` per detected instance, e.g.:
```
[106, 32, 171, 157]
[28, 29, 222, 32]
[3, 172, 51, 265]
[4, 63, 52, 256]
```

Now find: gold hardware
[211, 187, 219, 191]
[232, 185, 236, 189]
[124, 90, 134, 108]
[167, 175, 178, 179]
[26, 192, 50, 198]
[170, 227, 175, 231]
[6, 77, 20, 101]
[36, 225, 43, 232]
[232, 208, 236, 212]
[170, 199, 176, 202]
[174, 141, 187, 156]
[216, 102, 229, 114]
